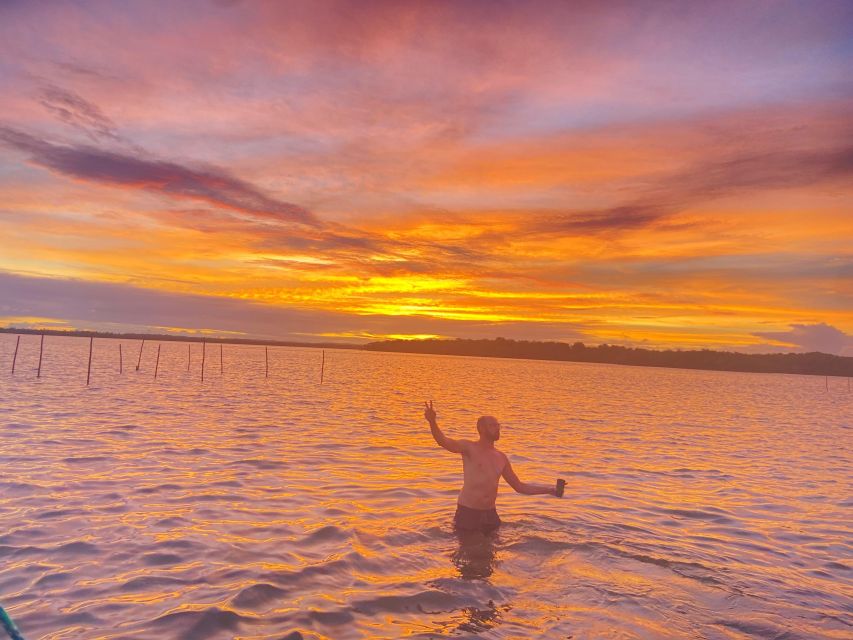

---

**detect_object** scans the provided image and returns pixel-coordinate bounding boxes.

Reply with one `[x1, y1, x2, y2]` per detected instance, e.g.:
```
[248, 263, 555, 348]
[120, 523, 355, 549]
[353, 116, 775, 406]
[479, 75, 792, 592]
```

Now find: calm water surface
[0, 335, 851, 639]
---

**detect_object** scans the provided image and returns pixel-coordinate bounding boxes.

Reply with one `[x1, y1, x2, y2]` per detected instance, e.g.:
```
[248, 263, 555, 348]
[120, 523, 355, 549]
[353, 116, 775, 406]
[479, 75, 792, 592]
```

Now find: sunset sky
[1, 1, 851, 353]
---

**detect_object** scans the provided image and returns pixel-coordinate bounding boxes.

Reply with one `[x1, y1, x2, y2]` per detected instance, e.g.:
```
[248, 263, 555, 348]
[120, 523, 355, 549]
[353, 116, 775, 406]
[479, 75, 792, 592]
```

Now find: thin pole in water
[265, 346, 269, 379]
[36, 334, 44, 378]
[187, 343, 191, 372]
[320, 349, 325, 384]
[826, 376, 829, 391]
[11, 335, 20, 375]
[220, 343, 223, 375]
[86, 337, 93, 386]
[0, 604, 26, 640]
[201, 340, 206, 383]
[136, 339, 145, 371]
[154, 344, 161, 379]
[119, 343, 123, 374]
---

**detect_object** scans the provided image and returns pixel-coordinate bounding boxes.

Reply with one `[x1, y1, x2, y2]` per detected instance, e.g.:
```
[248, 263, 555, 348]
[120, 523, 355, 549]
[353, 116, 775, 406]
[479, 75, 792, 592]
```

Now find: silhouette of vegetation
[364, 337, 853, 377]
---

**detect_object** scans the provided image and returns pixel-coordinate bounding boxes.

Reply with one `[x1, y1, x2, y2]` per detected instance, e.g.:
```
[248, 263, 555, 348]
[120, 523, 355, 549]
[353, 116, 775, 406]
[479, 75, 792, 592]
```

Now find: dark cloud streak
[662, 145, 853, 201]
[518, 140, 853, 240]
[526, 205, 669, 235]
[37, 84, 119, 142]
[0, 126, 319, 227]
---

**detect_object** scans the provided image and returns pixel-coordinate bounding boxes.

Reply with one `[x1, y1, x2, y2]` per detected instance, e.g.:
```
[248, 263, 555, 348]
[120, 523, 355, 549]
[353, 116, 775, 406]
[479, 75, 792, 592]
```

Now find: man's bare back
[423, 401, 562, 531]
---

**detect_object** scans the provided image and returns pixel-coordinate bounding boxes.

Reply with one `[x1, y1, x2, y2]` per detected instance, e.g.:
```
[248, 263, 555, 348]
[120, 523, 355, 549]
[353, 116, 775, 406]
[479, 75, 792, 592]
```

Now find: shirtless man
[424, 401, 563, 533]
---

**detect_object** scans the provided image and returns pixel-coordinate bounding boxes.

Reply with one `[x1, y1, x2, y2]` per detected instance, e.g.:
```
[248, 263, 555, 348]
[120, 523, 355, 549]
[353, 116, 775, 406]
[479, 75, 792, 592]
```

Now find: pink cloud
[755, 323, 853, 355]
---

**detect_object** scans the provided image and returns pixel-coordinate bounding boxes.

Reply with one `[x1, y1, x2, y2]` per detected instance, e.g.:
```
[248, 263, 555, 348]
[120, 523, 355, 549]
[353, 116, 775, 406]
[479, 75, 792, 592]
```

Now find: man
[424, 400, 564, 533]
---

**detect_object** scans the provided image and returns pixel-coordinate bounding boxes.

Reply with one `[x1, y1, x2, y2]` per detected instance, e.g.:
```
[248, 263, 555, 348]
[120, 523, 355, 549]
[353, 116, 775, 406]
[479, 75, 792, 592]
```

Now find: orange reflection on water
[0, 338, 850, 639]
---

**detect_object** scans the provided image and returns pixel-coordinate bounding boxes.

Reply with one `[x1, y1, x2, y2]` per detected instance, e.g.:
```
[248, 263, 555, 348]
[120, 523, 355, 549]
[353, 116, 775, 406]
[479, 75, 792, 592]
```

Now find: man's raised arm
[501, 459, 558, 496]
[424, 401, 466, 454]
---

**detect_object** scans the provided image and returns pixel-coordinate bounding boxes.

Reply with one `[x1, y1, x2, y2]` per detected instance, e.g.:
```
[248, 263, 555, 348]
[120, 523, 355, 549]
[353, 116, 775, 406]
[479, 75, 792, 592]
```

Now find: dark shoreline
[2, 328, 851, 377]
[363, 338, 853, 378]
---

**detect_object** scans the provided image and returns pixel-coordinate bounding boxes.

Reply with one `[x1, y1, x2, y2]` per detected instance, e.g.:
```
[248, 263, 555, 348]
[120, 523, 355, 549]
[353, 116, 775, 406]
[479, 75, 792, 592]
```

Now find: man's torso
[457, 443, 506, 510]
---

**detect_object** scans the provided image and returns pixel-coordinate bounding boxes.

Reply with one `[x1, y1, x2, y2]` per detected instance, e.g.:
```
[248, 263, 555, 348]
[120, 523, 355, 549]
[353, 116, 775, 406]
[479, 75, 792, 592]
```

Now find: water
[0, 334, 851, 639]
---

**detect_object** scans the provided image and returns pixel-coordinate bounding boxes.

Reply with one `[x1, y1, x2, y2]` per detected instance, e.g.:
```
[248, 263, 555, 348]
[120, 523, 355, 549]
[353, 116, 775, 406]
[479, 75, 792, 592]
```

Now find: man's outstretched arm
[502, 459, 557, 496]
[424, 401, 467, 454]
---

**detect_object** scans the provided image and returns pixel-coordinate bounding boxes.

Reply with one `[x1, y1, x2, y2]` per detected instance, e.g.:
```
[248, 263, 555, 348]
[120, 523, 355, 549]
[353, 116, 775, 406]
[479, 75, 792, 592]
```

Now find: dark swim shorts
[454, 504, 501, 533]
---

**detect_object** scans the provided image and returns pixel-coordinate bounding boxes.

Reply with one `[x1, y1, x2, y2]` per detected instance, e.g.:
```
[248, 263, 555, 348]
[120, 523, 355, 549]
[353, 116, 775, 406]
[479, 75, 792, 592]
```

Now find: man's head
[476, 415, 501, 442]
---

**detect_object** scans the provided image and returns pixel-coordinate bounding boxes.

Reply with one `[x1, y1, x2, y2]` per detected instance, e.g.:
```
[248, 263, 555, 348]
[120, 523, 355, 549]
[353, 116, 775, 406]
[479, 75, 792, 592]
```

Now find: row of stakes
[1, 335, 327, 640]
[5, 333, 851, 390]
[7, 335, 326, 386]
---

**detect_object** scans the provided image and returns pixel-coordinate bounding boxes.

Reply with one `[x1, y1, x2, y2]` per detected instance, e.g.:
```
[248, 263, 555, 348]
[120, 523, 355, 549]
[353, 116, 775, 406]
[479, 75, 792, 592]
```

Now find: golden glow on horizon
[152, 326, 248, 336]
[0, 316, 72, 329]
[316, 332, 446, 341]
[238, 252, 336, 266]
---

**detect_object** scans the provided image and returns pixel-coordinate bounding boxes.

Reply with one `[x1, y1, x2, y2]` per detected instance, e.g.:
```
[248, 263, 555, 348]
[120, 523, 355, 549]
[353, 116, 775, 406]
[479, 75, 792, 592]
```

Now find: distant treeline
[363, 338, 853, 377]
[4, 328, 851, 377]
[0, 327, 360, 351]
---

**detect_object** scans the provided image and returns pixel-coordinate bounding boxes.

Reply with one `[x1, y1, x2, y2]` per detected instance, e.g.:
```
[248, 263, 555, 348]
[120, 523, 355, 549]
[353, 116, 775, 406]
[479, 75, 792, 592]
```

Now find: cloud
[0, 126, 319, 227]
[525, 136, 853, 240]
[754, 323, 853, 355]
[507, 138, 853, 241]
[524, 205, 669, 235]
[660, 145, 853, 203]
[141, 207, 500, 279]
[37, 84, 119, 142]
[50, 60, 117, 80]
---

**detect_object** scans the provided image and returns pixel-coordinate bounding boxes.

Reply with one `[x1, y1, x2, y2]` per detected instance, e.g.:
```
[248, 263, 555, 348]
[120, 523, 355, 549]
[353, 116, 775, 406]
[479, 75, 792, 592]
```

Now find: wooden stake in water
[86, 336, 93, 386]
[826, 376, 829, 391]
[119, 343, 123, 374]
[154, 344, 161, 379]
[201, 340, 206, 383]
[136, 338, 145, 371]
[187, 343, 191, 372]
[220, 343, 223, 375]
[11, 335, 20, 374]
[320, 349, 325, 384]
[0, 603, 26, 640]
[265, 346, 269, 379]
[37, 333, 44, 378]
